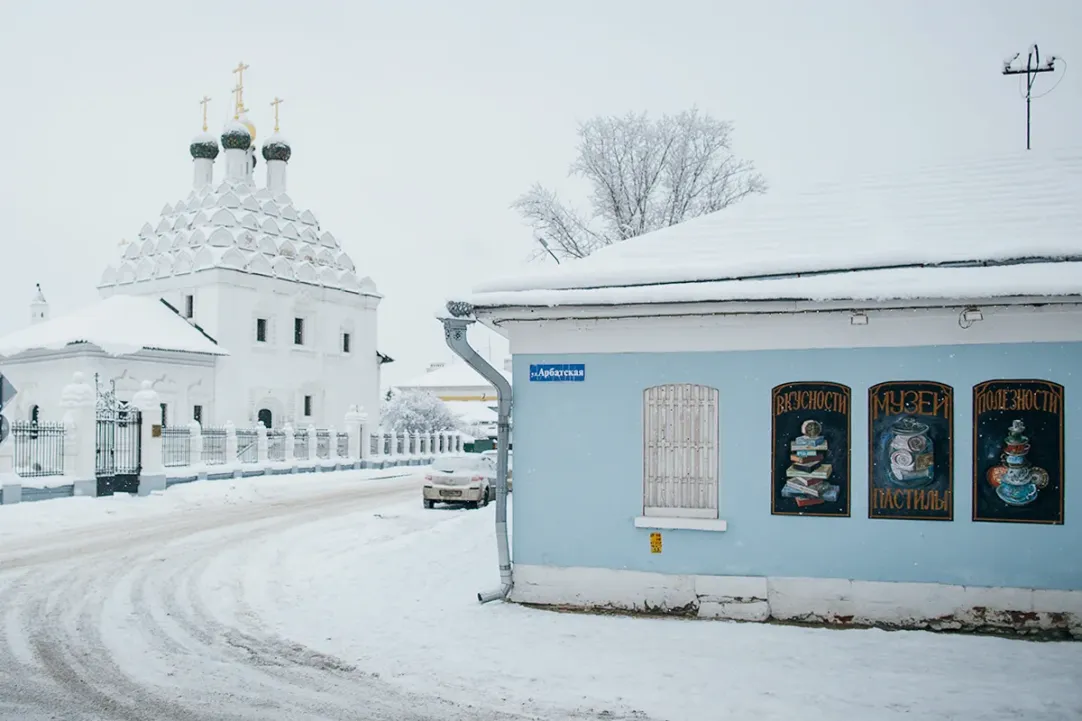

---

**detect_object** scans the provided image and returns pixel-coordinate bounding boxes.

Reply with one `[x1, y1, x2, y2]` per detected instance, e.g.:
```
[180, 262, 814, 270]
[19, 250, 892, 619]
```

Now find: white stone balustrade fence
[0, 374, 467, 505]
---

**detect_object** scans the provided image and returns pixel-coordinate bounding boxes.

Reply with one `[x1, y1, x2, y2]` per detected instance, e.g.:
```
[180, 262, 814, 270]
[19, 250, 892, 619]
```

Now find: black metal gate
[95, 376, 142, 495]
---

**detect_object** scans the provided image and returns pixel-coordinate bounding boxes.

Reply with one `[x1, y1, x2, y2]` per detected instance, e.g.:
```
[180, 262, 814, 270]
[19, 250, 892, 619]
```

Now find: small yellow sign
[151, 424, 162, 438]
[649, 531, 662, 554]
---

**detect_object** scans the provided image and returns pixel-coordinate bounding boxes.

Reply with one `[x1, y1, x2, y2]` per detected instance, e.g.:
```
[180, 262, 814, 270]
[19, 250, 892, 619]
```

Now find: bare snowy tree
[513, 108, 766, 260]
[381, 389, 462, 433]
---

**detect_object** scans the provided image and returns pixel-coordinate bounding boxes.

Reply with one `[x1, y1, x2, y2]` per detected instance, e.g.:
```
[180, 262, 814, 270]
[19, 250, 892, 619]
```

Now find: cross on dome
[271, 97, 284, 133]
[232, 61, 250, 118]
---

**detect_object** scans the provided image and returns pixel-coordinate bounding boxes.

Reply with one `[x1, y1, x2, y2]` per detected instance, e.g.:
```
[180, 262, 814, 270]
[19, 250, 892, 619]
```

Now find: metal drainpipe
[441, 313, 512, 603]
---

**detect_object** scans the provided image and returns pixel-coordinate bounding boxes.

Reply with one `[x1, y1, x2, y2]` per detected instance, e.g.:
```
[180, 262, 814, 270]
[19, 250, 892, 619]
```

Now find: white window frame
[642, 383, 720, 521]
[255, 317, 269, 343]
[293, 317, 305, 346]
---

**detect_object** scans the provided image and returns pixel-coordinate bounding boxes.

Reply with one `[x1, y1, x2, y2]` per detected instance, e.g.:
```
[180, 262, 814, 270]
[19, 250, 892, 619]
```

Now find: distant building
[451, 148, 1082, 636]
[396, 358, 512, 439]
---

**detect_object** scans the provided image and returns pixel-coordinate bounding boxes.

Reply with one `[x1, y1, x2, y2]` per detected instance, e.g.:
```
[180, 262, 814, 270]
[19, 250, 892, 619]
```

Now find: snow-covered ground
[1, 469, 1080, 720]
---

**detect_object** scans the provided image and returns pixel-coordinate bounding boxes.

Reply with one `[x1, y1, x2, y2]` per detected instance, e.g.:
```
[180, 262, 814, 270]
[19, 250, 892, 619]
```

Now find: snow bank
[244, 498, 1082, 721]
[0, 295, 229, 358]
[466, 148, 1082, 308]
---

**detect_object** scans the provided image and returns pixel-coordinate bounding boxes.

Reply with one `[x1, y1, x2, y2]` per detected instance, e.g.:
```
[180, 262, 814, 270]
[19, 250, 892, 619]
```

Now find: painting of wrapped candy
[771, 382, 851, 517]
[868, 381, 954, 521]
[973, 379, 1064, 525]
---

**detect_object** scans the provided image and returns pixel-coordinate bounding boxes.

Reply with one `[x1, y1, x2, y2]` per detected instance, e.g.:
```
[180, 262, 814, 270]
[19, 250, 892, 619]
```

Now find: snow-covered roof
[464, 148, 1082, 309]
[398, 361, 511, 391]
[99, 179, 378, 297]
[0, 295, 229, 358]
[444, 400, 498, 425]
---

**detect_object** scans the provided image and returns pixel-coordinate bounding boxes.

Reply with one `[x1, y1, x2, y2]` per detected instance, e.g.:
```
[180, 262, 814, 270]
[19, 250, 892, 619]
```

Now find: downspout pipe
[441, 312, 512, 603]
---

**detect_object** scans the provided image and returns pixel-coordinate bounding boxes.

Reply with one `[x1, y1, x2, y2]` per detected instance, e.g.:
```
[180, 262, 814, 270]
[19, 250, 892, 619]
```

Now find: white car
[423, 456, 493, 509]
[480, 449, 513, 492]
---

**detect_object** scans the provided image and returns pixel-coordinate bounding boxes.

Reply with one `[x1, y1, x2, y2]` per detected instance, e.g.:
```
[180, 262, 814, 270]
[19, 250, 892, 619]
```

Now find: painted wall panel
[510, 341, 1080, 591]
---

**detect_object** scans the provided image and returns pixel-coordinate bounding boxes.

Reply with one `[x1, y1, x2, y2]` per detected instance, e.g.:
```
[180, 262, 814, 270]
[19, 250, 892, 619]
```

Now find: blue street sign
[0, 373, 15, 411]
[529, 363, 586, 383]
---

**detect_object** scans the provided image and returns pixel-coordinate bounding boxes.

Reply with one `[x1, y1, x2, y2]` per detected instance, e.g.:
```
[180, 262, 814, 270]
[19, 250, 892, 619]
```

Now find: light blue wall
[511, 341, 1080, 591]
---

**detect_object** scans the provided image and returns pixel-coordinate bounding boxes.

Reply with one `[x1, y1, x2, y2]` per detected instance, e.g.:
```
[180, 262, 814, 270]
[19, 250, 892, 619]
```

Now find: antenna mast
[1001, 44, 1060, 150]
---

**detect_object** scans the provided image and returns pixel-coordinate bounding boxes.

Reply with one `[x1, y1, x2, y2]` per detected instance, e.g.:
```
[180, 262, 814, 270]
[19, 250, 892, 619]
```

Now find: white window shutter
[643, 384, 719, 518]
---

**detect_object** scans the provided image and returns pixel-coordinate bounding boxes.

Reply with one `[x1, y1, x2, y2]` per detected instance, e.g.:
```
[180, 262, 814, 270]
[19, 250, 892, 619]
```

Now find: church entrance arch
[257, 408, 273, 428]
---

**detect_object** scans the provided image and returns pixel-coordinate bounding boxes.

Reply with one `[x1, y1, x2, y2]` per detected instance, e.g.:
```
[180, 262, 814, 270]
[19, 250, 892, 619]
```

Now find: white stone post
[344, 406, 363, 460]
[59, 372, 97, 496]
[224, 421, 238, 465]
[283, 423, 295, 462]
[0, 426, 18, 501]
[357, 410, 370, 460]
[399, 431, 409, 463]
[387, 428, 398, 459]
[327, 425, 339, 461]
[188, 421, 202, 468]
[257, 422, 268, 464]
[131, 380, 165, 495]
[430, 432, 438, 456]
[307, 424, 318, 462]
[61, 412, 77, 474]
[0, 435, 12, 476]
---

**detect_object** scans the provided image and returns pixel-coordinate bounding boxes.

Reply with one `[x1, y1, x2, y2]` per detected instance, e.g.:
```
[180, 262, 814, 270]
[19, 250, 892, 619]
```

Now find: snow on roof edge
[462, 262, 1082, 311]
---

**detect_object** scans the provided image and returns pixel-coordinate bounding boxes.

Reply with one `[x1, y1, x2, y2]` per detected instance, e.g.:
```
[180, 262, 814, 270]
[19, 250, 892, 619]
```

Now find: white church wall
[209, 272, 379, 429]
[0, 351, 105, 421]
[0, 348, 216, 424]
[100, 269, 381, 429]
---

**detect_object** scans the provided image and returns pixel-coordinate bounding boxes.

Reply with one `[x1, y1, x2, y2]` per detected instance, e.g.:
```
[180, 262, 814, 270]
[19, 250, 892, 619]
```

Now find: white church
[0, 64, 387, 430]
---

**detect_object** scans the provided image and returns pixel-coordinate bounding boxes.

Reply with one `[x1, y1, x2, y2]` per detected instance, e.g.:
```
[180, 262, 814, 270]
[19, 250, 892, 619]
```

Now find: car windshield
[434, 457, 486, 473]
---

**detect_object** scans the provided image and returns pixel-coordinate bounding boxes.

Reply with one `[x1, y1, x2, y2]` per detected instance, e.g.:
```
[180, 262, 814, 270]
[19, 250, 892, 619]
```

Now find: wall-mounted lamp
[850, 311, 869, 326]
[958, 306, 984, 330]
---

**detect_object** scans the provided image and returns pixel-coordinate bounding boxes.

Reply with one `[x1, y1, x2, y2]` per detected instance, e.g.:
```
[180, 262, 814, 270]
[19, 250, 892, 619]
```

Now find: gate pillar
[60, 372, 98, 496]
[131, 381, 165, 496]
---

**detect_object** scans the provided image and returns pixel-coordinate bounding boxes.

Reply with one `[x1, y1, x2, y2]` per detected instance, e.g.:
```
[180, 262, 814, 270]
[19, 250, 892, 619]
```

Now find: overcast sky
[1, 0, 1078, 386]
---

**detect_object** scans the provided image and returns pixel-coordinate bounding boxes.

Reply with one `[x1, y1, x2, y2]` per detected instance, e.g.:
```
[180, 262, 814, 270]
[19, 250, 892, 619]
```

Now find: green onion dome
[221, 120, 252, 150]
[262, 133, 292, 162]
[189, 131, 220, 160]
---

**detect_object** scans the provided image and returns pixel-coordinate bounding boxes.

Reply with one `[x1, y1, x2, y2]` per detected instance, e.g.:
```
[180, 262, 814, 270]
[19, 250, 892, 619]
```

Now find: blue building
[452, 149, 1082, 636]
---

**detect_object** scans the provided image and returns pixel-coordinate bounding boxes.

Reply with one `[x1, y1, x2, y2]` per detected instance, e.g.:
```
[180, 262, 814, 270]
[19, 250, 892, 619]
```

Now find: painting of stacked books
[771, 382, 851, 517]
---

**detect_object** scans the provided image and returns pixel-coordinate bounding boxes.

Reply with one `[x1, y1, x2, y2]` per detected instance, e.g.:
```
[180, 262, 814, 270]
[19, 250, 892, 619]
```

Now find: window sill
[634, 516, 728, 532]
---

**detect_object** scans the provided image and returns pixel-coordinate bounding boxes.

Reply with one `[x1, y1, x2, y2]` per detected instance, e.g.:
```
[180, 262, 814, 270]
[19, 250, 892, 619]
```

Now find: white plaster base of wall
[1, 484, 21, 505]
[511, 565, 1082, 638]
[138, 473, 167, 496]
[72, 479, 97, 497]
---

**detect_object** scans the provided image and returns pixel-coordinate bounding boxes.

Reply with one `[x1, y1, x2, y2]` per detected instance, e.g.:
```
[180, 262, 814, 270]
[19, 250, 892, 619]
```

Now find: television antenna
[1001, 44, 1064, 150]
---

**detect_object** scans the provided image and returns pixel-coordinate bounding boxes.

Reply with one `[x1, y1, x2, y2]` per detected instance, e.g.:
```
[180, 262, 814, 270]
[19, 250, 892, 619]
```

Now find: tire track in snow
[0, 477, 550, 720]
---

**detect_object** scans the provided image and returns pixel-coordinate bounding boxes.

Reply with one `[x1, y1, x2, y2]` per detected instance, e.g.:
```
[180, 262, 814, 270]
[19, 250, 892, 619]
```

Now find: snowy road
[0, 472, 548, 721]
[2, 469, 1081, 721]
